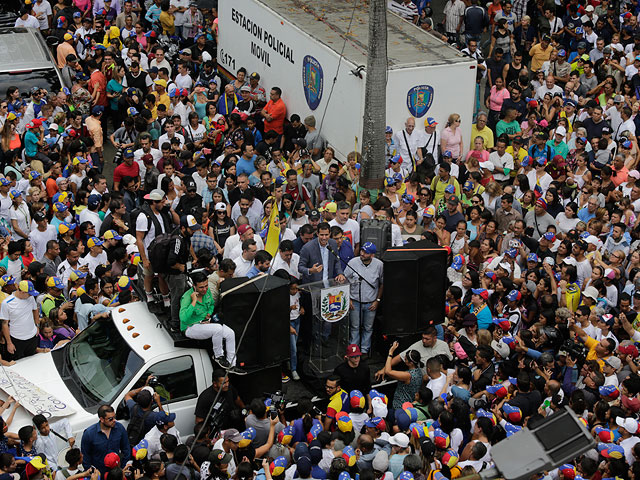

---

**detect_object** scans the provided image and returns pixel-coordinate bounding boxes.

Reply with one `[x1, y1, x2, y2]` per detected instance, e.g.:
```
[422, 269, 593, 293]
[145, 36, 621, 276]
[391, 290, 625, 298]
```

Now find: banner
[320, 285, 350, 322]
[0, 370, 76, 418]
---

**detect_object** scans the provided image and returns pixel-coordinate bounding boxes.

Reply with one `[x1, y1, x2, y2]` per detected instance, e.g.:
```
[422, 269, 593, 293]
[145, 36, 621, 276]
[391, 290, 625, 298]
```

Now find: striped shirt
[388, 0, 418, 21]
[444, 0, 466, 33]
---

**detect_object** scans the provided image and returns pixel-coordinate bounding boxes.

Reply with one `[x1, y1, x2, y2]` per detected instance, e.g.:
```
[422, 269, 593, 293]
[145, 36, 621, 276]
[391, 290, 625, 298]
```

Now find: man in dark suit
[298, 222, 346, 284]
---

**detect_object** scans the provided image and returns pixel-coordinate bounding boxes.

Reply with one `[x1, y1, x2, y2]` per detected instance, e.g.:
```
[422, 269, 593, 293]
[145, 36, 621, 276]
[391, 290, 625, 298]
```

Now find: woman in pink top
[441, 113, 464, 162]
[485, 77, 510, 131]
[134, 22, 148, 51]
[73, 0, 92, 15]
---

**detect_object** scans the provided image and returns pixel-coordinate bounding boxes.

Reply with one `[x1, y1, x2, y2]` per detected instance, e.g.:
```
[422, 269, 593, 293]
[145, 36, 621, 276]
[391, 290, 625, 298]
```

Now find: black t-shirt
[508, 389, 542, 418]
[486, 58, 506, 85]
[211, 217, 235, 248]
[194, 384, 239, 422]
[333, 361, 372, 398]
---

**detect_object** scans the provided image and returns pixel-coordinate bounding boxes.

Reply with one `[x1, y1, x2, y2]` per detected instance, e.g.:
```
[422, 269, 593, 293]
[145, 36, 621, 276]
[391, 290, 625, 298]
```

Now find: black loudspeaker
[360, 219, 391, 257]
[229, 365, 282, 404]
[220, 275, 290, 368]
[381, 239, 447, 334]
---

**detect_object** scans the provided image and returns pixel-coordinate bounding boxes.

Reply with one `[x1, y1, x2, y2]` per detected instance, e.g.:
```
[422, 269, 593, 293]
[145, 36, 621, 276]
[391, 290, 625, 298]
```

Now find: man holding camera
[194, 369, 245, 430]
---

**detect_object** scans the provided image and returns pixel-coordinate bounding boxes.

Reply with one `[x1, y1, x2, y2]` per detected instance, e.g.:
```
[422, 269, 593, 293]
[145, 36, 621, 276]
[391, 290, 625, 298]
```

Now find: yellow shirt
[529, 43, 553, 72]
[471, 125, 495, 150]
[153, 91, 170, 111]
[159, 11, 175, 35]
[584, 335, 607, 371]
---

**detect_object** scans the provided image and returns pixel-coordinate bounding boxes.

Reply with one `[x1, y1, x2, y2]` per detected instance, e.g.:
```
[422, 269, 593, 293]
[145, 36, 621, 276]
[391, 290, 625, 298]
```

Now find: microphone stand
[326, 245, 378, 352]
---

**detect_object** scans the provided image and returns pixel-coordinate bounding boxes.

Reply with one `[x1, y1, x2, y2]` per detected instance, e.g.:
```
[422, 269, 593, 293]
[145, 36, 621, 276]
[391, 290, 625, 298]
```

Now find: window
[136, 356, 198, 404]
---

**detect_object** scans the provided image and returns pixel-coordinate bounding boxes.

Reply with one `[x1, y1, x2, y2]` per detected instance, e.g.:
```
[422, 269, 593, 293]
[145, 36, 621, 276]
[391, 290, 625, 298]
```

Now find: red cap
[237, 224, 252, 235]
[619, 344, 639, 358]
[346, 344, 362, 357]
[104, 452, 120, 469]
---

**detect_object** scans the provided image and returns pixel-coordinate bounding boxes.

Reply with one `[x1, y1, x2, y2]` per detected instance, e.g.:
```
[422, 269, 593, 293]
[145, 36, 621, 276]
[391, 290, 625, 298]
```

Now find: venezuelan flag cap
[270, 456, 288, 476]
[598, 443, 625, 459]
[238, 427, 256, 448]
[350, 390, 365, 409]
[441, 449, 459, 468]
[342, 446, 356, 467]
[336, 411, 353, 433]
[502, 403, 522, 423]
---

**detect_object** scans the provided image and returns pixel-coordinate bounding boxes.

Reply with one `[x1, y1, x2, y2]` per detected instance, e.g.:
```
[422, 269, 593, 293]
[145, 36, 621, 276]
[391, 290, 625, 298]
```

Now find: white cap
[49, 123, 58, 130]
[629, 169, 640, 179]
[122, 233, 137, 246]
[616, 417, 640, 434]
[562, 257, 577, 266]
[585, 5, 595, 11]
[555, 126, 567, 137]
[498, 262, 511, 274]
[582, 285, 599, 300]
[388, 433, 410, 448]
[371, 396, 388, 418]
[215, 202, 227, 212]
[479, 161, 495, 171]
[491, 339, 511, 358]
[585, 235, 600, 246]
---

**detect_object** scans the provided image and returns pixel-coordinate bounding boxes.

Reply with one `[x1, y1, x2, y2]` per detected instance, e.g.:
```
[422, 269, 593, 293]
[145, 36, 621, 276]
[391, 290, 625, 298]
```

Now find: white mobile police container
[217, 0, 477, 159]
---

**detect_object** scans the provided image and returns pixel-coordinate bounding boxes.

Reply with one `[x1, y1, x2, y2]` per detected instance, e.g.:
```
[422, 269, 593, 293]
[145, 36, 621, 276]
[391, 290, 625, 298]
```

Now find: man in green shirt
[546, 125, 569, 159]
[496, 108, 522, 140]
[179, 271, 237, 369]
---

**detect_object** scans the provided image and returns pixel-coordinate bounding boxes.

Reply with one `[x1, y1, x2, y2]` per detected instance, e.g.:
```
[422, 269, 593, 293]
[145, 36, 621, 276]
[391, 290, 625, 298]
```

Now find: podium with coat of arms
[302, 279, 350, 375]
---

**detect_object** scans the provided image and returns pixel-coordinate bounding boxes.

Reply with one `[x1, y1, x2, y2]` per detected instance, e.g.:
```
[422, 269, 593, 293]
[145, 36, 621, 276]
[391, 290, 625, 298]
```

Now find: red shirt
[113, 161, 140, 185]
[263, 98, 286, 134]
[89, 70, 108, 107]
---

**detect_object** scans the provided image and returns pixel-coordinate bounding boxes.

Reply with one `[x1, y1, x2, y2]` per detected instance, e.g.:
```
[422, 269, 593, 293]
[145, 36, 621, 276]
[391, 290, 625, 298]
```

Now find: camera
[148, 376, 160, 388]
[267, 391, 286, 418]
[558, 339, 588, 365]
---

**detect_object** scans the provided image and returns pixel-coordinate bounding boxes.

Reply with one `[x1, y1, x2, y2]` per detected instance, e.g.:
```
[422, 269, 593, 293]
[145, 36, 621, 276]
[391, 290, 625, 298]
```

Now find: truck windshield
[54, 317, 144, 411]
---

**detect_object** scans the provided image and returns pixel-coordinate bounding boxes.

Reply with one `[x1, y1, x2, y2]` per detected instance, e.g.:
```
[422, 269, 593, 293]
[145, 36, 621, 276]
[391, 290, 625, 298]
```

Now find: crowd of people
[5, 1, 640, 480]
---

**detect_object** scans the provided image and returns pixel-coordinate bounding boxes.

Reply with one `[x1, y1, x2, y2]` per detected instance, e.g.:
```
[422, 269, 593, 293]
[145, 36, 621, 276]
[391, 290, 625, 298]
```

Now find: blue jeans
[349, 301, 376, 354]
[290, 317, 300, 371]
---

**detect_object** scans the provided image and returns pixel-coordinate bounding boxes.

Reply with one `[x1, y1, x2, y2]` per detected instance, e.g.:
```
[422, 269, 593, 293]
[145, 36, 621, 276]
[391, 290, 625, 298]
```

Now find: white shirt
[489, 151, 514, 182]
[136, 209, 167, 253]
[32, 0, 52, 30]
[15, 15, 40, 29]
[158, 132, 185, 148]
[29, 225, 58, 260]
[144, 425, 181, 458]
[329, 218, 360, 246]
[269, 252, 300, 279]
[35, 419, 72, 470]
[79, 250, 108, 272]
[426, 373, 447, 398]
[223, 234, 264, 259]
[232, 254, 254, 277]
[174, 72, 193, 90]
[0, 293, 37, 340]
[78, 208, 103, 233]
[393, 128, 422, 166]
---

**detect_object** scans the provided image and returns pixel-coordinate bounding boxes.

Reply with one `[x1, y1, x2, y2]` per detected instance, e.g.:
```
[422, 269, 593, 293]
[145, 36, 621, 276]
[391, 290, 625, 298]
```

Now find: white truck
[1, 301, 213, 450]
[217, 0, 477, 159]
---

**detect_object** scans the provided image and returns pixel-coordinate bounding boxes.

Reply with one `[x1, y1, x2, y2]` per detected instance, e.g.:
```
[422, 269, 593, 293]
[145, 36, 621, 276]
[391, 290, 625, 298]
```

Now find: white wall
[386, 63, 475, 156]
[218, 0, 364, 159]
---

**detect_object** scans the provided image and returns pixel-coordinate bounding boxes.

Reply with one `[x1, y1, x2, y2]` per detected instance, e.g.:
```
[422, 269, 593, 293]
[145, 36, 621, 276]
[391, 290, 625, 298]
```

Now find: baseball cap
[616, 417, 640, 434]
[46, 276, 64, 289]
[8, 190, 21, 200]
[346, 344, 362, 357]
[154, 79, 167, 88]
[144, 189, 165, 201]
[87, 194, 101, 208]
[385, 126, 393, 134]
[603, 355, 622, 370]
[58, 222, 76, 235]
[506, 289, 522, 302]
[425, 117, 438, 127]
[91, 105, 104, 115]
[237, 224, 252, 235]
[215, 202, 227, 212]
[423, 205, 436, 217]
[155, 411, 176, 426]
[0, 275, 15, 287]
[210, 449, 233, 465]
[103, 453, 120, 469]
[18, 280, 38, 296]
[223, 428, 242, 443]
[87, 237, 104, 248]
[309, 209, 321, 220]
[388, 433, 410, 448]
[471, 288, 489, 300]
[103, 230, 123, 241]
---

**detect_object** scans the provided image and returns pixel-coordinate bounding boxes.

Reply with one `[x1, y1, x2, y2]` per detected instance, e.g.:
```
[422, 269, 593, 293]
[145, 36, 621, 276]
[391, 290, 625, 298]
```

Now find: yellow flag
[265, 200, 281, 257]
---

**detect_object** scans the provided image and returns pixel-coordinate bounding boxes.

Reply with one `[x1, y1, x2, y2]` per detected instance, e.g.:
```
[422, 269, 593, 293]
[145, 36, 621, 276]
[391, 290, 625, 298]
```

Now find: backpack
[147, 228, 182, 274]
[129, 203, 166, 238]
[127, 404, 154, 445]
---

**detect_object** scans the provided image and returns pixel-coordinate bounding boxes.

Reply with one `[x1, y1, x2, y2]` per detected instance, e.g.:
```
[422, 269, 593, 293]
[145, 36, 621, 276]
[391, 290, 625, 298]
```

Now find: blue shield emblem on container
[406, 85, 434, 118]
[302, 55, 324, 110]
